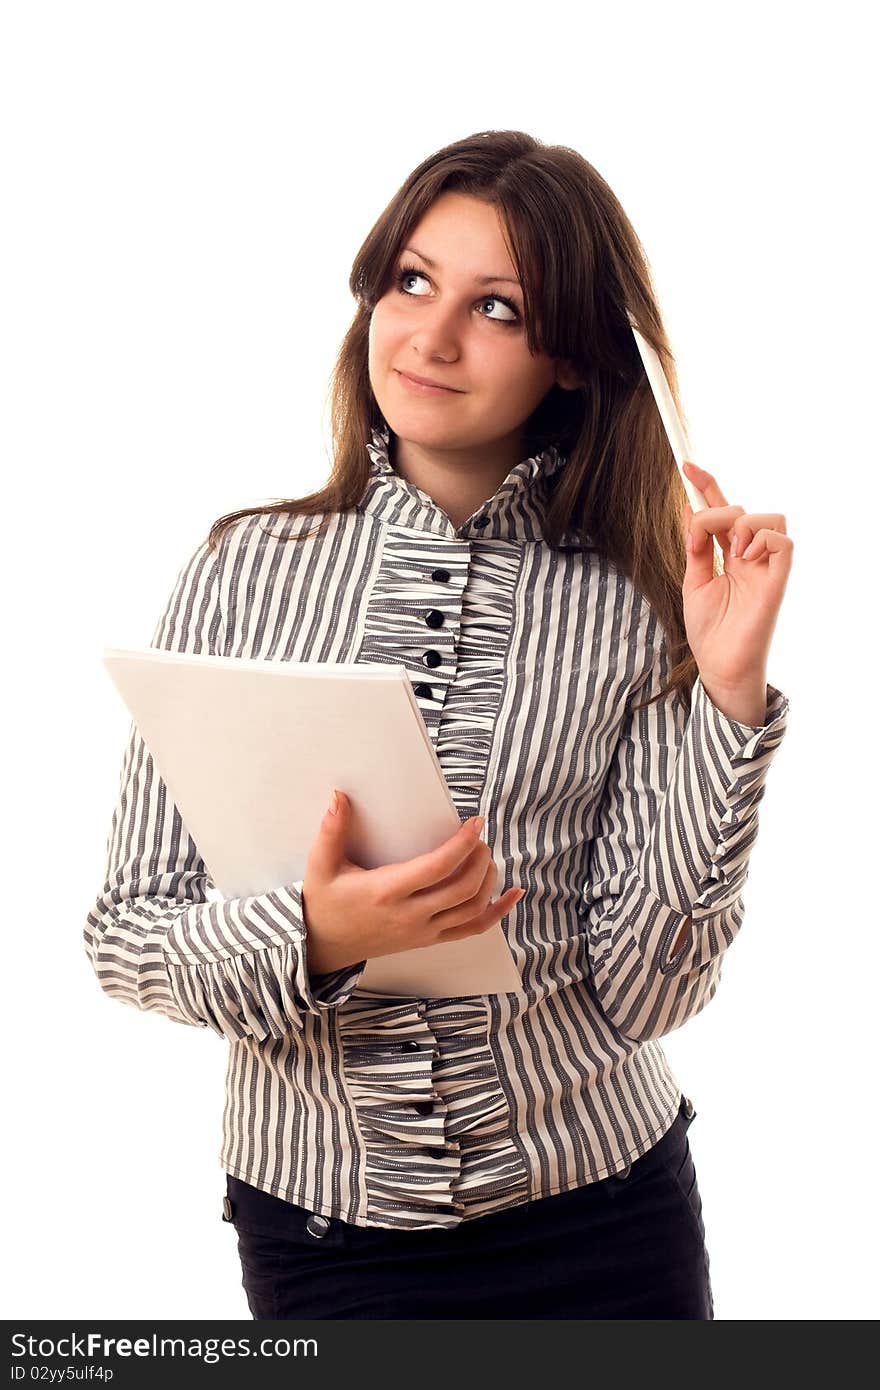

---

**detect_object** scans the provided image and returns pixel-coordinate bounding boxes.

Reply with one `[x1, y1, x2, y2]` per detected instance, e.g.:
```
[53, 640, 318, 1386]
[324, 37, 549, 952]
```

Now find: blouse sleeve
[83, 531, 366, 1043]
[579, 603, 790, 1043]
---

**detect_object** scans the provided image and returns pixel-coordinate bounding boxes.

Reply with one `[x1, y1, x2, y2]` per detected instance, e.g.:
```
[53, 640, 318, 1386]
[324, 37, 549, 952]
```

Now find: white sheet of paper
[102, 646, 523, 997]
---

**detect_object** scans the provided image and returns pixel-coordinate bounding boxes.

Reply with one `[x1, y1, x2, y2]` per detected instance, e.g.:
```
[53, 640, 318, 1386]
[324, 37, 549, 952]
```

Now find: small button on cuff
[305, 1213, 331, 1239]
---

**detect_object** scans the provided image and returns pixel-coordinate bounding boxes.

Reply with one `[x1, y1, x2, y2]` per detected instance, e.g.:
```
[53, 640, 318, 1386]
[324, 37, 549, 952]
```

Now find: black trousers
[224, 1094, 713, 1319]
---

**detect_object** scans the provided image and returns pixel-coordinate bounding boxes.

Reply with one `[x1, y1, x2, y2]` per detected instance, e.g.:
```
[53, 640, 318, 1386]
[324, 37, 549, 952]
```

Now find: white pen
[628, 309, 724, 573]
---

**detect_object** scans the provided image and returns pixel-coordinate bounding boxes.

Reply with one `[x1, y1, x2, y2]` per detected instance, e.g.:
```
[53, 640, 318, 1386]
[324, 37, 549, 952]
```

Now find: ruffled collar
[360, 422, 569, 542]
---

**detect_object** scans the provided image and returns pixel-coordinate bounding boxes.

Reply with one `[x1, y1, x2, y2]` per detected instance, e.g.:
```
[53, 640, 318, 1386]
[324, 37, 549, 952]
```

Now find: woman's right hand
[300, 790, 525, 976]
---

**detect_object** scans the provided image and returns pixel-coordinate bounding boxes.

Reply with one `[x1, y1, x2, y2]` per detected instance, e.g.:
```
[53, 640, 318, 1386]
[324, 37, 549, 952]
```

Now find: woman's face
[368, 191, 577, 456]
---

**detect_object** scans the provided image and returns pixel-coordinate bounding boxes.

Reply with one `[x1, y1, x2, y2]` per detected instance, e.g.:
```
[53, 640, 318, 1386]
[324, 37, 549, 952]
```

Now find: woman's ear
[554, 360, 582, 391]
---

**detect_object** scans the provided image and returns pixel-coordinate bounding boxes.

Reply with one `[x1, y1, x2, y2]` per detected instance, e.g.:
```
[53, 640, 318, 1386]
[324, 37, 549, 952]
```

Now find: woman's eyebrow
[402, 245, 521, 287]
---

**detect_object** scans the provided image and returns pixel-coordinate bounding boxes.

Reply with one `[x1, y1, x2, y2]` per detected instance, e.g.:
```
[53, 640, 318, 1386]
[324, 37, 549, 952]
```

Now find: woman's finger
[682, 459, 729, 510]
[689, 504, 745, 557]
[740, 529, 795, 563]
[730, 514, 788, 557]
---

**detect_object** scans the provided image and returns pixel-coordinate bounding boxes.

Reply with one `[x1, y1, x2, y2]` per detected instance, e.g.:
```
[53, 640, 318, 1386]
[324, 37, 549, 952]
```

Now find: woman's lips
[395, 370, 461, 396]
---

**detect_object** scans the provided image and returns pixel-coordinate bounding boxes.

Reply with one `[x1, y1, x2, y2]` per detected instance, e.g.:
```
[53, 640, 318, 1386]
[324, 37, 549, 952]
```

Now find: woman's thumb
[313, 788, 347, 865]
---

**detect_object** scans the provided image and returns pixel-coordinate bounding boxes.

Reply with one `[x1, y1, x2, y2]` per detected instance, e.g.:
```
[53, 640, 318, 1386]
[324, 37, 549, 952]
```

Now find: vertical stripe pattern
[84, 424, 790, 1230]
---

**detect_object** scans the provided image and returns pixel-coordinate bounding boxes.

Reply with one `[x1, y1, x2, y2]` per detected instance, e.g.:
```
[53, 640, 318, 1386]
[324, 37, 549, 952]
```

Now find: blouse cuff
[636, 677, 790, 914]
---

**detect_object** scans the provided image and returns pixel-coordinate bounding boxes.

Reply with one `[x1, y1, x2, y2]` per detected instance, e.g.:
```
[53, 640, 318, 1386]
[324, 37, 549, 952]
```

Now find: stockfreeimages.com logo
[10, 1331, 316, 1365]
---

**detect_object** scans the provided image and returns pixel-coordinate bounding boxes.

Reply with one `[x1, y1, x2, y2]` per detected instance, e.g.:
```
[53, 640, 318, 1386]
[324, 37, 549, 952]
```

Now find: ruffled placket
[335, 423, 568, 1227]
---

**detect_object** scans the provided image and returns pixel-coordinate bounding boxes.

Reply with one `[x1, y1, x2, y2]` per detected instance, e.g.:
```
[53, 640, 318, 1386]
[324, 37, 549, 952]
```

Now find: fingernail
[731, 535, 740, 557]
[328, 790, 339, 815]
[472, 816, 485, 834]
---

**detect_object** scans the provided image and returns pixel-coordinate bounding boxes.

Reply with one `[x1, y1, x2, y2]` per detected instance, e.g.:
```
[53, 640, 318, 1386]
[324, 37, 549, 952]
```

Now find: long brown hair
[208, 130, 716, 713]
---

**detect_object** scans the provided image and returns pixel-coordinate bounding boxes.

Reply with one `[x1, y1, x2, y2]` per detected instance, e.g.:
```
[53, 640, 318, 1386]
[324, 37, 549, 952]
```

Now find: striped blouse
[84, 424, 790, 1231]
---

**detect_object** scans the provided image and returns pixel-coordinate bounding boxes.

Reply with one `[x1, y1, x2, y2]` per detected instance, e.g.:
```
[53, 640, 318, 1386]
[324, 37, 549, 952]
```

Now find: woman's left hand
[680, 460, 794, 690]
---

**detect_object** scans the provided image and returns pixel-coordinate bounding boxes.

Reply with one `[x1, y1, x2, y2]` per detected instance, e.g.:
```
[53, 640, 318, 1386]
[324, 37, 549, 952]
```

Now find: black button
[222, 1196, 233, 1222]
[305, 1213, 331, 1238]
[424, 609, 445, 629]
[414, 1100, 434, 1115]
[423, 650, 442, 669]
[237, 1012, 246, 1023]
[400, 1040, 421, 1053]
[431, 568, 451, 582]
[473, 516, 490, 529]
[414, 683, 433, 698]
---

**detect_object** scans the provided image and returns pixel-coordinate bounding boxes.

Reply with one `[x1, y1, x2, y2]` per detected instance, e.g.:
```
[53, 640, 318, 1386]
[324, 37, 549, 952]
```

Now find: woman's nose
[408, 303, 465, 357]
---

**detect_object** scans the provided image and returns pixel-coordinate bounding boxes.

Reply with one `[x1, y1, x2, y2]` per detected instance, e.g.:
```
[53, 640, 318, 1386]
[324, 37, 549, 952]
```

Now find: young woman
[85, 130, 793, 1320]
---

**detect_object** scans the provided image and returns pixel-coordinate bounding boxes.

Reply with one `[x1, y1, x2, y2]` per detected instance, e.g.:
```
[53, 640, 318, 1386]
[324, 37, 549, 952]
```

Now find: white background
[3, 0, 876, 1322]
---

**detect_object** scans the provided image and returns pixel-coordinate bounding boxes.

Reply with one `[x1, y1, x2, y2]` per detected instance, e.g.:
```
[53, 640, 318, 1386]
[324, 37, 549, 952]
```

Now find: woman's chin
[379, 413, 467, 451]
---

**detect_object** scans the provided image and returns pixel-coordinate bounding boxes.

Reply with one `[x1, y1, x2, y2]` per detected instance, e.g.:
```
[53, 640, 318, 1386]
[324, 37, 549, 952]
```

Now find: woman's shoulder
[206, 506, 340, 559]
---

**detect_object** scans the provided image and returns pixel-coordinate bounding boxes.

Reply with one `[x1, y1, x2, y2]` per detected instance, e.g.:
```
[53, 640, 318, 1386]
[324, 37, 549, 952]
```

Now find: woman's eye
[395, 267, 519, 324]
[481, 296, 519, 323]
[398, 269, 431, 296]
